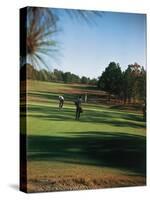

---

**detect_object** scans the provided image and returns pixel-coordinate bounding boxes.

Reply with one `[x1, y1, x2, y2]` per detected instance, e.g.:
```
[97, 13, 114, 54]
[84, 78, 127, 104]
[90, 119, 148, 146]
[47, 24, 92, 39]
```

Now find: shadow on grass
[68, 84, 99, 91]
[110, 104, 142, 111]
[26, 131, 146, 175]
[27, 104, 146, 128]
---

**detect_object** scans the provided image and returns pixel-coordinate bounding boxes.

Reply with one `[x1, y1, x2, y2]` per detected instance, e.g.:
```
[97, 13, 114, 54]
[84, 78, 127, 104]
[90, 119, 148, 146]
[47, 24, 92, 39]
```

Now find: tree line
[98, 62, 146, 104]
[20, 64, 97, 85]
[20, 61, 146, 105]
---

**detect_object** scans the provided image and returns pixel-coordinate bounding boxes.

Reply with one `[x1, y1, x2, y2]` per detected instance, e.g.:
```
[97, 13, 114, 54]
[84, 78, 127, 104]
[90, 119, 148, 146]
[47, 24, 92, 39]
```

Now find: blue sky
[48, 9, 146, 78]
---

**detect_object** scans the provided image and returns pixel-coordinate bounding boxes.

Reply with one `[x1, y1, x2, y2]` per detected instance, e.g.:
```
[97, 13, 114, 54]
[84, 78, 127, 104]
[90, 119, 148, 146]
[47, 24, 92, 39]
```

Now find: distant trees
[81, 76, 89, 84]
[54, 69, 64, 82]
[22, 64, 97, 85]
[89, 78, 98, 85]
[80, 76, 98, 85]
[63, 72, 73, 83]
[98, 62, 146, 104]
[70, 73, 81, 83]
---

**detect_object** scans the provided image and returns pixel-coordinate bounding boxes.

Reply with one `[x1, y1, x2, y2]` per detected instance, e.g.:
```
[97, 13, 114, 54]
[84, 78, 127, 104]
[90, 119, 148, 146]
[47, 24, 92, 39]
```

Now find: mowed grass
[21, 80, 146, 192]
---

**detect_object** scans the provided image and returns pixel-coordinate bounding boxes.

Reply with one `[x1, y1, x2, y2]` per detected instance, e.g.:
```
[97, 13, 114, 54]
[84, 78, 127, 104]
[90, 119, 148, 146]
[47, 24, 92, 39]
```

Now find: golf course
[21, 80, 146, 192]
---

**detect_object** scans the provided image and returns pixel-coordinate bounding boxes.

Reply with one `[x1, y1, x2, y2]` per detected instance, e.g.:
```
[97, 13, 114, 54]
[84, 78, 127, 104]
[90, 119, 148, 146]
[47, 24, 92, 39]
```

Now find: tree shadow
[110, 104, 142, 111]
[68, 84, 99, 91]
[27, 131, 146, 175]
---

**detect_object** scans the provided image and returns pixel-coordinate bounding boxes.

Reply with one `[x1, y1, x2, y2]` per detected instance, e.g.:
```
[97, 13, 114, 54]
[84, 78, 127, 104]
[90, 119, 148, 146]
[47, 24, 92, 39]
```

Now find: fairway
[22, 80, 146, 192]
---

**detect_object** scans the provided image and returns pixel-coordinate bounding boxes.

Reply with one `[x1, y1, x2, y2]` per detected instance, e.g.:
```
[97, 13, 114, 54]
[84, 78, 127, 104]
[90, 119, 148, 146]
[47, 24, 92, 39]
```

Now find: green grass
[21, 80, 146, 192]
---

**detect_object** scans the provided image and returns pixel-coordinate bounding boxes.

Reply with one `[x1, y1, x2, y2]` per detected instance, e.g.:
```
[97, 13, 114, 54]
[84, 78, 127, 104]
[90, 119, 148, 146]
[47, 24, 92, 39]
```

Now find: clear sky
[47, 9, 147, 79]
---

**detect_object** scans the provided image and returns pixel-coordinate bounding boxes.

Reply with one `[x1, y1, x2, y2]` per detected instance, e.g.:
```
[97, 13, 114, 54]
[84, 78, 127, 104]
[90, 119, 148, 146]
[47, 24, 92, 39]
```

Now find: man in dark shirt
[75, 96, 82, 120]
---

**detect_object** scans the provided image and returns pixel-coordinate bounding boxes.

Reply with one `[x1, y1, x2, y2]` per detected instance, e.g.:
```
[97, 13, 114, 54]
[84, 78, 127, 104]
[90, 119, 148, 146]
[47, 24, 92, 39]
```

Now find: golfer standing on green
[75, 96, 83, 120]
[59, 95, 64, 110]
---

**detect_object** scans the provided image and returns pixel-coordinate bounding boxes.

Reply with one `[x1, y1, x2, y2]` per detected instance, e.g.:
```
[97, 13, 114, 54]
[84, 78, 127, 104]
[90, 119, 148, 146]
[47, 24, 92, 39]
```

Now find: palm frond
[21, 7, 103, 74]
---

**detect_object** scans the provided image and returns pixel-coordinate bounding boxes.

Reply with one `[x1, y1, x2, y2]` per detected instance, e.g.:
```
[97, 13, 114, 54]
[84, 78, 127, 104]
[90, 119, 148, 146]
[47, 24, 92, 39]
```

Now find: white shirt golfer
[59, 96, 64, 109]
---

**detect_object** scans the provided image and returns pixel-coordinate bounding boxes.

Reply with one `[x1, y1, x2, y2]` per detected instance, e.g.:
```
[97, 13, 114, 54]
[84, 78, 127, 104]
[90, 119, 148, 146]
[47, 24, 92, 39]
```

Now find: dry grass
[27, 161, 146, 192]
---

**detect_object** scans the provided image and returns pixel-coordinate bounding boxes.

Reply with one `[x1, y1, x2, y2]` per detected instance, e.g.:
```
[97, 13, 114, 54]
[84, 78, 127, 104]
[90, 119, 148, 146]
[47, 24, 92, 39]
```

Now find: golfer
[59, 95, 64, 109]
[75, 96, 83, 120]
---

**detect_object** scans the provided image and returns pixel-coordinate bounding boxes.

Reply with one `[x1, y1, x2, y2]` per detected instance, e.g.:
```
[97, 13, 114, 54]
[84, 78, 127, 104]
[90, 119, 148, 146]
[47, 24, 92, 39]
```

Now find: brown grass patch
[26, 161, 146, 193]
